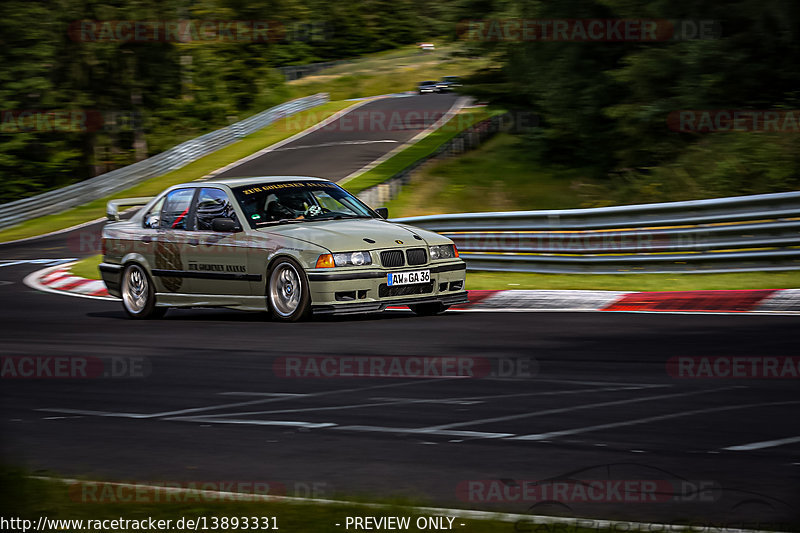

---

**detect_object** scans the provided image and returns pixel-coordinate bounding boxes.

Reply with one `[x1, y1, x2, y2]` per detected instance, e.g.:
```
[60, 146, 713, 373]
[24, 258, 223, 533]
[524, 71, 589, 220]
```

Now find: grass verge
[385, 133, 595, 217]
[69, 255, 102, 280]
[0, 469, 520, 533]
[69, 254, 800, 291]
[0, 101, 354, 244]
[343, 108, 502, 194]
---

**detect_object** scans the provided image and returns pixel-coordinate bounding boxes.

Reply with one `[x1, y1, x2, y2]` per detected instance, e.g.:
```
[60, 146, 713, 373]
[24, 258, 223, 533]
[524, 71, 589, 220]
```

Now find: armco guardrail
[392, 192, 800, 274]
[0, 93, 329, 230]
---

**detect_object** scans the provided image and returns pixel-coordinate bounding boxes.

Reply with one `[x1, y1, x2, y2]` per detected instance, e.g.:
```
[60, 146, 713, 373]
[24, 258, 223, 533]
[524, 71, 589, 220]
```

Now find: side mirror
[211, 218, 239, 232]
[375, 207, 389, 219]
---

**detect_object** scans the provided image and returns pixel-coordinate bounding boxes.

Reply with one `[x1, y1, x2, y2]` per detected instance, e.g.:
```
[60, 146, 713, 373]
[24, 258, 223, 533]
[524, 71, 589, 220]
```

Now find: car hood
[256, 219, 449, 253]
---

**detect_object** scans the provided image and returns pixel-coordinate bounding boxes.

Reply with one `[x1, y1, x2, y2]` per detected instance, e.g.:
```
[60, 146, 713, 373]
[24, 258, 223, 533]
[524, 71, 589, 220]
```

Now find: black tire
[121, 263, 167, 320]
[409, 303, 449, 316]
[267, 257, 311, 322]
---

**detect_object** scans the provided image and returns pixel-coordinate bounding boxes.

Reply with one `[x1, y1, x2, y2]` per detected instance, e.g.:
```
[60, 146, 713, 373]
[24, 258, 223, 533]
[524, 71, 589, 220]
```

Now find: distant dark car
[417, 81, 438, 94]
[436, 76, 462, 92]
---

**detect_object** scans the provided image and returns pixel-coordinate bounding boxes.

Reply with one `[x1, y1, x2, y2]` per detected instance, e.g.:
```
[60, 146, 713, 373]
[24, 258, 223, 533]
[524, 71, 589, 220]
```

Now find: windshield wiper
[328, 214, 373, 220]
[257, 218, 307, 226]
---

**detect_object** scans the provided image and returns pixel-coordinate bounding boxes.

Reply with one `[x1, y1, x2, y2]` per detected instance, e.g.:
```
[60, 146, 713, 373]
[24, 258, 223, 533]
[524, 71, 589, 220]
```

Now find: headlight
[332, 251, 372, 267]
[429, 244, 456, 260]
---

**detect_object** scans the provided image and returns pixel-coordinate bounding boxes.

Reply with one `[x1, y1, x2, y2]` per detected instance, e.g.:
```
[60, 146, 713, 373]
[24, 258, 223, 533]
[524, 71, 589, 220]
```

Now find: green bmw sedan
[100, 176, 467, 321]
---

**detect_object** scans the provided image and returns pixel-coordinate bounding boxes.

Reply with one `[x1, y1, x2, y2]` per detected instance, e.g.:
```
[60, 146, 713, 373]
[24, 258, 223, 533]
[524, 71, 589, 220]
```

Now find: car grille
[406, 248, 427, 266]
[380, 250, 405, 268]
[379, 282, 434, 298]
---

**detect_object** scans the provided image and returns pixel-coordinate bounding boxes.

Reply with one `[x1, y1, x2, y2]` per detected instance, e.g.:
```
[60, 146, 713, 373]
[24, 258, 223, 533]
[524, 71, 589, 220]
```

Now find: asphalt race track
[215, 93, 462, 180]
[1, 94, 798, 527]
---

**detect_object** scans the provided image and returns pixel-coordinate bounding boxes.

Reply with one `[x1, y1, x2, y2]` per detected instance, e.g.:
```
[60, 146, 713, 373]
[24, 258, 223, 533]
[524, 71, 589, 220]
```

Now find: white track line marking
[332, 426, 514, 438]
[441, 384, 668, 403]
[164, 418, 336, 429]
[511, 400, 800, 442]
[723, 434, 800, 451]
[370, 396, 483, 405]
[175, 399, 426, 419]
[166, 385, 649, 421]
[423, 386, 740, 432]
[339, 96, 470, 184]
[38, 378, 458, 419]
[35, 476, 792, 533]
[271, 139, 398, 152]
[0, 258, 76, 268]
[217, 392, 308, 397]
[201, 96, 388, 180]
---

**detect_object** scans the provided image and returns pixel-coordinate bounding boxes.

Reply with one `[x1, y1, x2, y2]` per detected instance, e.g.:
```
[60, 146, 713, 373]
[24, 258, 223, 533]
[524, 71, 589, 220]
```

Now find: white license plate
[387, 270, 430, 286]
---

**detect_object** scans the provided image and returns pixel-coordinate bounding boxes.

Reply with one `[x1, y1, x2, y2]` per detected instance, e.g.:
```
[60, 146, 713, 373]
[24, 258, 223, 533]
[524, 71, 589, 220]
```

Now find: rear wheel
[409, 303, 449, 316]
[121, 264, 167, 319]
[267, 258, 311, 322]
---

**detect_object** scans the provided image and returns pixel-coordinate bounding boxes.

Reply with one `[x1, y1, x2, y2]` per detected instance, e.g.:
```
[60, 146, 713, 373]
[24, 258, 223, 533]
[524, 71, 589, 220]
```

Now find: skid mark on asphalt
[36, 378, 460, 419]
[172, 385, 645, 420]
[34, 379, 798, 453]
[271, 140, 399, 152]
[421, 386, 741, 432]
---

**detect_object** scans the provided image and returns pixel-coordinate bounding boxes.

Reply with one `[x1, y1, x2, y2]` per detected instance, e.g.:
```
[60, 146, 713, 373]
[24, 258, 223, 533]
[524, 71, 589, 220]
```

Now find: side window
[160, 188, 195, 230]
[143, 196, 165, 229]
[194, 188, 239, 231]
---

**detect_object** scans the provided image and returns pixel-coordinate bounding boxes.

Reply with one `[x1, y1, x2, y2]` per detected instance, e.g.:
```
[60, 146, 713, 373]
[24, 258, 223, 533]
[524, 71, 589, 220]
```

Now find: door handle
[188, 238, 199, 246]
[141, 236, 152, 244]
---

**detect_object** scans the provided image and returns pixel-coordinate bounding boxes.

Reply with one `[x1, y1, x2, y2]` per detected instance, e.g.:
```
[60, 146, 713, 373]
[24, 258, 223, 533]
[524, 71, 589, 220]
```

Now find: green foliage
[464, 0, 800, 195]
[0, 0, 475, 204]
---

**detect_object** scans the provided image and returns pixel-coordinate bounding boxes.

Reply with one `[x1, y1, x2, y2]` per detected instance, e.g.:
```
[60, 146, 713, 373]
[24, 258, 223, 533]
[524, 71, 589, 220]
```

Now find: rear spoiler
[106, 197, 154, 222]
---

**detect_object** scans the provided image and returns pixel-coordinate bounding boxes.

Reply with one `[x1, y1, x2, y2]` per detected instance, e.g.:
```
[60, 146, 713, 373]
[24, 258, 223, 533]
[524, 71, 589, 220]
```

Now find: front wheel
[121, 264, 167, 319]
[267, 258, 311, 322]
[409, 303, 449, 316]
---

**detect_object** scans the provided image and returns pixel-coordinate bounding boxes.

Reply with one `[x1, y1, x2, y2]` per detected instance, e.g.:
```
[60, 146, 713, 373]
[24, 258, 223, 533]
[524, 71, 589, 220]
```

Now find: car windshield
[443, 76, 459, 82]
[232, 181, 375, 228]
[420, 81, 436, 85]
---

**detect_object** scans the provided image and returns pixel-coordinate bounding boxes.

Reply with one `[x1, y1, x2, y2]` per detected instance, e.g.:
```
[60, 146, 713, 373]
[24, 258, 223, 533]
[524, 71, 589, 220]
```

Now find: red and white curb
[24, 263, 800, 314]
[450, 288, 800, 314]
[24, 263, 115, 301]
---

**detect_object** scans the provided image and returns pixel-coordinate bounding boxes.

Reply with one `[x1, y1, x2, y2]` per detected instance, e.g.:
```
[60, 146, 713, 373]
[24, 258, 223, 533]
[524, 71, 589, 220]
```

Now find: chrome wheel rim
[122, 265, 148, 314]
[269, 263, 302, 317]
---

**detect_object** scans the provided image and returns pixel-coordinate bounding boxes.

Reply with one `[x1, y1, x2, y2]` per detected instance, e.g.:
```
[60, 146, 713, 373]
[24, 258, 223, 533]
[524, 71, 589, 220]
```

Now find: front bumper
[312, 291, 468, 315]
[308, 261, 466, 315]
[99, 262, 122, 297]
